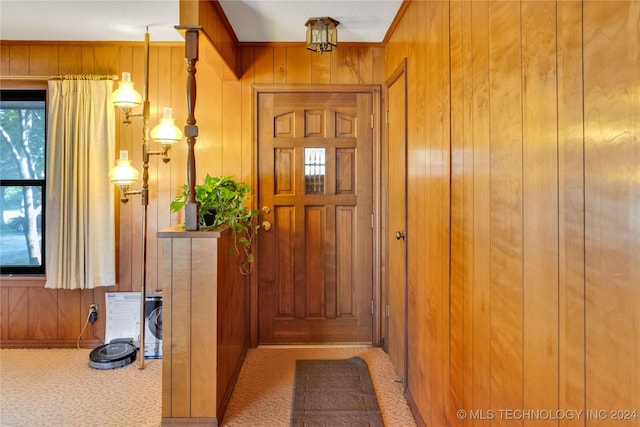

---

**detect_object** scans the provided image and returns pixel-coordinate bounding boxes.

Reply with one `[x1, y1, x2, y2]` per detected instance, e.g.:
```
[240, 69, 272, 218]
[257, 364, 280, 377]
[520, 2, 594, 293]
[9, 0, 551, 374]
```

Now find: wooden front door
[257, 90, 374, 344]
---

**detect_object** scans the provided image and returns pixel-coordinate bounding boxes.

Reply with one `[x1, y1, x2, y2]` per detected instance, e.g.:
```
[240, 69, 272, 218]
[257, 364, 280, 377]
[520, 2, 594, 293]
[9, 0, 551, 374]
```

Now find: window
[304, 147, 326, 194]
[0, 89, 46, 274]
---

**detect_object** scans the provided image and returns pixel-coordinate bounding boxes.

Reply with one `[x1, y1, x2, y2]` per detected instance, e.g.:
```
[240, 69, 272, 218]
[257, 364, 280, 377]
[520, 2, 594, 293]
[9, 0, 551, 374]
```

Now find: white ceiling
[0, 0, 402, 43]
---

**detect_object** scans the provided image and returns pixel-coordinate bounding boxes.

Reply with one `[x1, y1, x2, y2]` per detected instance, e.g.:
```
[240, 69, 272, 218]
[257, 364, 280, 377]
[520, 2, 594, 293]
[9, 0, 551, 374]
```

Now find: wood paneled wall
[0, 39, 385, 347]
[386, 1, 640, 425]
[3, 4, 638, 425]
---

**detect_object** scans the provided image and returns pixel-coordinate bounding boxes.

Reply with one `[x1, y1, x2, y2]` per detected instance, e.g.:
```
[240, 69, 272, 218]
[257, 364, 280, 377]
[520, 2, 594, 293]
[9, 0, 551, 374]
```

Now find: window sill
[0, 275, 46, 288]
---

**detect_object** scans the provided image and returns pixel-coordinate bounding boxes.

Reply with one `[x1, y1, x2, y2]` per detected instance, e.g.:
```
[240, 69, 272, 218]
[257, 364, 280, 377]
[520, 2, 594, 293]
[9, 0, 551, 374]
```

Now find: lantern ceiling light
[305, 17, 339, 53]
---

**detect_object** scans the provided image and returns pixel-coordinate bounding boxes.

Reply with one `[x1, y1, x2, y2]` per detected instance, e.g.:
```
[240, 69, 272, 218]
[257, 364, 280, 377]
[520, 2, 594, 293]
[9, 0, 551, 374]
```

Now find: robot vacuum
[89, 338, 137, 370]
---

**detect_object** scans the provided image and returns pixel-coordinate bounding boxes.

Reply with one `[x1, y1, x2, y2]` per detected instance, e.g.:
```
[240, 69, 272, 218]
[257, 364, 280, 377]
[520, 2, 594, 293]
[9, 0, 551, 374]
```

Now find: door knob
[262, 206, 271, 214]
[262, 220, 272, 231]
[395, 231, 405, 240]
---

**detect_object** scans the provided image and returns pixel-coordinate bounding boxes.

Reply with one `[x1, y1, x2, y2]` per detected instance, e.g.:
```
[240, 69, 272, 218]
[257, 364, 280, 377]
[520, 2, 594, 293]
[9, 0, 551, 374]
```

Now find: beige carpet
[0, 346, 415, 426]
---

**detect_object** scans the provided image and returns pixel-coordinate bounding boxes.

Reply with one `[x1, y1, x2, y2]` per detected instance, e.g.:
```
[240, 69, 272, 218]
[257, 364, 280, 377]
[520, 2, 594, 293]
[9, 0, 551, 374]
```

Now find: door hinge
[370, 113, 374, 129]
[385, 304, 389, 318]
[371, 213, 374, 229]
[371, 300, 375, 315]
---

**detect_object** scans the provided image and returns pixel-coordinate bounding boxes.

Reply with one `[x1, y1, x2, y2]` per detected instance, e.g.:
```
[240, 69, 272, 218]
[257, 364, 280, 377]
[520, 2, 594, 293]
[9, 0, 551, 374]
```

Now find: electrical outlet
[88, 304, 98, 324]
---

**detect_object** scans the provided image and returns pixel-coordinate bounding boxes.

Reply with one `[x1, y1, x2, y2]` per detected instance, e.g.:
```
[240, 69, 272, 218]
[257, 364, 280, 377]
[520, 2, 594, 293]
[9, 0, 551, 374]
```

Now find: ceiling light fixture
[305, 17, 339, 53]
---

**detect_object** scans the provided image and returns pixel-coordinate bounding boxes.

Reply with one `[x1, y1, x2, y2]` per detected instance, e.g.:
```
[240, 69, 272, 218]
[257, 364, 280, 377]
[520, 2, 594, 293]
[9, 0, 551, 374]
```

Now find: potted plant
[170, 174, 259, 274]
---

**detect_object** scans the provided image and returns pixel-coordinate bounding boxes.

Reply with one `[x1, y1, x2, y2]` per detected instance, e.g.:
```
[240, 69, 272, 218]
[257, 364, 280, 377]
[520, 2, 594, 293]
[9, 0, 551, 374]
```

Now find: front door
[257, 91, 374, 344]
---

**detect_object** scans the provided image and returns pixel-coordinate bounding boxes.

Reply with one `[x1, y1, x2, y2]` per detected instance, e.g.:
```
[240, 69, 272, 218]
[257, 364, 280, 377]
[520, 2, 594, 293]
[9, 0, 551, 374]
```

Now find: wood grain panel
[521, 3, 559, 424]
[488, 2, 524, 420]
[431, 2, 451, 425]
[28, 46, 58, 75]
[583, 2, 640, 421]
[276, 206, 295, 317]
[7, 288, 29, 340]
[58, 46, 82, 75]
[160, 238, 173, 416]
[404, 0, 431, 423]
[275, 149, 295, 196]
[557, 2, 586, 422]
[310, 50, 331, 84]
[286, 47, 312, 84]
[27, 289, 57, 339]
[81, 46, 95, 74]
[221, 77, 243, 177]
[190, 238, 218, 417]
[305, 110, 323, 136]
[0, 288, 8, 340]
[168, 238, 192, 417]
[275, 112, 295, 137]
[470, 2, 493, 421]
[159, 229, 249, 423]
[383, 1, 639, 425]
[9, 45, 29, 74]
[336, 206, 355, 316]
[331, 47, 360, 84]
[0, 44, 9, 74]
[94, 46, 119, 75]
[181, 0, 239, 78]
[254, 47, 274, 84]
[215, 231, 250, 414]
[448, 1, 464, 423]
[305, 206, 325, 317]
[336, 149, 355, 194]
[273, 47, 287, 84]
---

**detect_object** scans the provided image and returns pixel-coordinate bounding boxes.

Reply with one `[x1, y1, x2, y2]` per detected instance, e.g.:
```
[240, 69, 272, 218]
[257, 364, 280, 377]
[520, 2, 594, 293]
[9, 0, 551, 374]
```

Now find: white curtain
[45, 80, 116, 289]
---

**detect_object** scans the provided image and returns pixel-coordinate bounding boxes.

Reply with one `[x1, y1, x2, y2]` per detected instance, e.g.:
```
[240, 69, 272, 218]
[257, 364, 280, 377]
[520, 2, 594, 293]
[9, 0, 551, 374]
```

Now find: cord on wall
[76, 305, 100, 350]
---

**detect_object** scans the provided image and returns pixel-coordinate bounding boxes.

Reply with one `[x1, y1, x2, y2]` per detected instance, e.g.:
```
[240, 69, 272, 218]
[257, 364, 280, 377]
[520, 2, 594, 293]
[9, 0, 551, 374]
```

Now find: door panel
[258, 91, 374, 344]
[387, 64, 408, 381]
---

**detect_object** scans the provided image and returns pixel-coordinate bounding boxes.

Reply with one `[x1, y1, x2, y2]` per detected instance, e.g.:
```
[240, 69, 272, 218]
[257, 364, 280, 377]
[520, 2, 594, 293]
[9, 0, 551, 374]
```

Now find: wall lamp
[305, 17, 339, 53]
[108, 29, 182, 370]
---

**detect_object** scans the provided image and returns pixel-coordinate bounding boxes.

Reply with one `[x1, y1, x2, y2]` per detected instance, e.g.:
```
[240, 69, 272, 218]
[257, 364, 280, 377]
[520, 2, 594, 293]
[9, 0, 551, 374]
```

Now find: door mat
[291, 356, 383, 426]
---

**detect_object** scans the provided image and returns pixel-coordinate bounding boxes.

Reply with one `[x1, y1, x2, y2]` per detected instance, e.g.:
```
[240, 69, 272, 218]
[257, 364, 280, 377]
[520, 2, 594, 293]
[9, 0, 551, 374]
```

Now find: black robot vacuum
[89, 338, 137, 370]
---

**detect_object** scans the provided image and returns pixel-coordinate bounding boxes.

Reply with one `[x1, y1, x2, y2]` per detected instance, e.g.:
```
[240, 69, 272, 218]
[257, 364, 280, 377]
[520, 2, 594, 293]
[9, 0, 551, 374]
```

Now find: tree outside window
[0, 89, 46, 274]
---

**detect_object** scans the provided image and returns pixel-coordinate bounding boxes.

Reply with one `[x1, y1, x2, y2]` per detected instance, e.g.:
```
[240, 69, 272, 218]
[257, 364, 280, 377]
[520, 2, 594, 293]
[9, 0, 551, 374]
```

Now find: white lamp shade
[151, 107, 183, 146]
[111, 72, 142, 111]
[109, 151, 140, 187]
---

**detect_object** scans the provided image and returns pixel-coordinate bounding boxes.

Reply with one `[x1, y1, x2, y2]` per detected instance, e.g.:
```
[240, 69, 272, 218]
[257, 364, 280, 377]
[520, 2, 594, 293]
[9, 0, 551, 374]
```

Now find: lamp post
[109, 30, 182, 370]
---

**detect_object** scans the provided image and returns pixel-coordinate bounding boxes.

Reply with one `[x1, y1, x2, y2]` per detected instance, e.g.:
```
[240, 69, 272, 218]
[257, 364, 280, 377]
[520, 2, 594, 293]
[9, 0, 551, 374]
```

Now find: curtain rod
[0, 74, 119, 81]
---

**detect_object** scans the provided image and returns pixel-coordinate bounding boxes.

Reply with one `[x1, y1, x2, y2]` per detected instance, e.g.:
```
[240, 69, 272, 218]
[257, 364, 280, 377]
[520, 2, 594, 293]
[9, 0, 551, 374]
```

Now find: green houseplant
[170, 174, 259, 274]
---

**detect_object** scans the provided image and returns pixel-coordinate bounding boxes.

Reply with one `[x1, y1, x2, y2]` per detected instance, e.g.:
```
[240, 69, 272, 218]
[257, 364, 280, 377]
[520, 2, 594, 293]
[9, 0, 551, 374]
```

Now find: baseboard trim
[161, 417, 218, 426]
[0, 339, 103, 349]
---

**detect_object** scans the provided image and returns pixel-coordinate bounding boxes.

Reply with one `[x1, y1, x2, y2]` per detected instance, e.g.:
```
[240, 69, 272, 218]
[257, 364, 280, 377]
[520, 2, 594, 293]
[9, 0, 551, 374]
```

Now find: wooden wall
[386, 1, 640, 425]
[3, 4, 638, 425]
[385, 1, 452, 425]
[0, 41, 188, 346]
[0, 39, 239, 346]
[0, 38, 385, 347]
